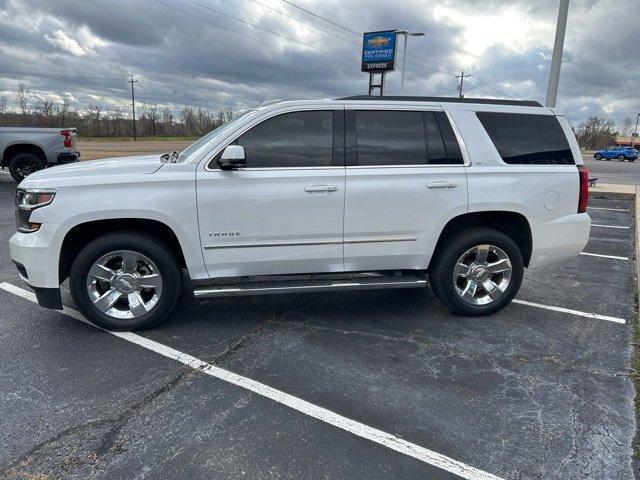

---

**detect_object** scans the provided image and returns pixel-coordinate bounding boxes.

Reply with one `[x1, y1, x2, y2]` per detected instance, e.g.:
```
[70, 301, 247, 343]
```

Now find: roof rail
[337, 95, 543, 107]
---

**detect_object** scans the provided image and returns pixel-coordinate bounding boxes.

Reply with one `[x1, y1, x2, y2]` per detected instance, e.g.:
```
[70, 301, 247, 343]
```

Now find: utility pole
[545, 0, 569, 108]
[632, 113, 639, 148]
[129, 76, 138, 141]
[455, 70, 471, 98]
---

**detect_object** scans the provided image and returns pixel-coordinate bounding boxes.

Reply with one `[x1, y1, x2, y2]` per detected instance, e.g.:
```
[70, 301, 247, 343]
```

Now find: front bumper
[9, 225, 66, 310]
[57, 151, 80, 164]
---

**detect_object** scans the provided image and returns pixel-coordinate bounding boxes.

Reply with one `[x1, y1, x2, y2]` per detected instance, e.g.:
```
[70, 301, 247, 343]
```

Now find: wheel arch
[429, 211, 533, 269]
[59, 218, 188, 283]
[2, 143, 47, 167]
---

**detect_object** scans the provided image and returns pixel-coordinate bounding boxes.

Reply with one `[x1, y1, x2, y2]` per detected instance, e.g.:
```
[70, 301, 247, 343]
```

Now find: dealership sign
[361, 30, 397, 72]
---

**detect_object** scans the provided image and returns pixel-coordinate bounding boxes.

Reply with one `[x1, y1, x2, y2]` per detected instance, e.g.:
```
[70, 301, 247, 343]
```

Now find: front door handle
[305, 185, 339, 193]
[426, 181, 458, 189]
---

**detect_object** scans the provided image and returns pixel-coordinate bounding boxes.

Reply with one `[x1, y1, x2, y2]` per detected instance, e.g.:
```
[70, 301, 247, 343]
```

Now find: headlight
[15, 188, 56, 233]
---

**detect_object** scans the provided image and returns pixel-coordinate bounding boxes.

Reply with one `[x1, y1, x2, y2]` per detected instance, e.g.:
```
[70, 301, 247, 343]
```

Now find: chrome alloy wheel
[452, 244, 512, 306]
[86, 250, 163, 319]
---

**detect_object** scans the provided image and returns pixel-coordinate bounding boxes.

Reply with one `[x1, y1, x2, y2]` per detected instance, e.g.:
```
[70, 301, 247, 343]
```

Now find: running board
[193, 275, 427, 298]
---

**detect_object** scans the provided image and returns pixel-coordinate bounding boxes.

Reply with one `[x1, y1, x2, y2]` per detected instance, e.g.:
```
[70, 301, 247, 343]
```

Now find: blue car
[594, 146, 639, 162]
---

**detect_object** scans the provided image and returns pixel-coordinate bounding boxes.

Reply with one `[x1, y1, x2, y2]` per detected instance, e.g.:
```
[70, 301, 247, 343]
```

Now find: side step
[193, 273, 427, 298]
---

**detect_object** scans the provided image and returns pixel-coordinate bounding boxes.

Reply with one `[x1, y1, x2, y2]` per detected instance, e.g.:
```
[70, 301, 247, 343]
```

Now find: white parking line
[0, 282, 503, 480]
[591, 224, 630, 229]
[580, 252, 629, 260]
[512, 299, 625, 324]
[588, 207, 630, 212]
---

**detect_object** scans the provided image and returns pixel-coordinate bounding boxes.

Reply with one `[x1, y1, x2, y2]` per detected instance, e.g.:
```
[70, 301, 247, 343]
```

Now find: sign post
[361, 30, 397, 96]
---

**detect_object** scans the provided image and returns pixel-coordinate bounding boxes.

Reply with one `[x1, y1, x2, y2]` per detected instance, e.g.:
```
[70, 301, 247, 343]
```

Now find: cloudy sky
[0, 0, 637, 125]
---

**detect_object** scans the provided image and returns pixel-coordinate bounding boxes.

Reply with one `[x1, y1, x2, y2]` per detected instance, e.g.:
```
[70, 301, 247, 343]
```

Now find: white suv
[10, 96, 591, 330]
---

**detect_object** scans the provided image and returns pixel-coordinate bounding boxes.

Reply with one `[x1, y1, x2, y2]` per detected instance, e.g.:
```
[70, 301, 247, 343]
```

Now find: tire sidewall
[595, 153, 602, 160]
[9, 153, 45, 182]
[618, 155, 625, 162]
[70, 233, 181, 330]
[431, 228, 524, 316]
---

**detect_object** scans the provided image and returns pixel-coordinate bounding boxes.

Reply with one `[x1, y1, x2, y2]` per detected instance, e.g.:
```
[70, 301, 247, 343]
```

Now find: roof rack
[337, 95, 543, 107]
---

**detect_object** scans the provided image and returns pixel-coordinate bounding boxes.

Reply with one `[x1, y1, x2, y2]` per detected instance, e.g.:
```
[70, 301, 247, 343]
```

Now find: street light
[396, 30, 425, 95]
[632, 113, 639, 148]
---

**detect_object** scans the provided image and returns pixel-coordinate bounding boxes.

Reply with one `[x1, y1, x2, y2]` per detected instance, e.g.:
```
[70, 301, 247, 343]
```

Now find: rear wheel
[9, 152, 45, 182]
[70, 233, 182, 330]
[618, 154, 626, 162]
[594, 153, 602, 160]
[430, 228, 524, 316]
[629, 158, 636, 162]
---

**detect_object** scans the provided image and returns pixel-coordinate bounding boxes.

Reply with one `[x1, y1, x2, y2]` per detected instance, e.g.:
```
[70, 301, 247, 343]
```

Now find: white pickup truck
[1, 127, 79, 181]
[9, 96, 591, 331]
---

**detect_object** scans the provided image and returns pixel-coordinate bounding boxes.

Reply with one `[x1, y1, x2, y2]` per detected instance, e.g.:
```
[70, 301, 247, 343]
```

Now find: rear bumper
[57, 151, 80, 164]
[528, 213, 591, 268]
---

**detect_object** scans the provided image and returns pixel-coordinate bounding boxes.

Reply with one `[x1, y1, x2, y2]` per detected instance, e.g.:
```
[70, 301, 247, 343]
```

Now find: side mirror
[217, 145, 246, 170]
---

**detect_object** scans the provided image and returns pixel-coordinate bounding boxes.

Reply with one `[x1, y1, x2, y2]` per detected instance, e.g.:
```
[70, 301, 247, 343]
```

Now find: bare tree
[59, 98, 70, 126]
[575, 116, 617, 150]
[619, 117, 634, 137]
[17, 83, 30, 119]
[0, 96, 6, 126]
[147, 104, 159, 136]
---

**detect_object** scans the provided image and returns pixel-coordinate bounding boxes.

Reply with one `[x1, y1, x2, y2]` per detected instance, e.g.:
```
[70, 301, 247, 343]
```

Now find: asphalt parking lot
[0, 171, 637, 479]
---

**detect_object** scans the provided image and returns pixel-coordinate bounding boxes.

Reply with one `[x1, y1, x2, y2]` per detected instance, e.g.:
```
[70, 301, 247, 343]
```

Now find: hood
[20, 155, 164, 189]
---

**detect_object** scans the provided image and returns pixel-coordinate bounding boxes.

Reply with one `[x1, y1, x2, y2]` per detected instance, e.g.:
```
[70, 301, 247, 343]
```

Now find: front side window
[236, 111, 333, 168]
[477, 112, 574, 165]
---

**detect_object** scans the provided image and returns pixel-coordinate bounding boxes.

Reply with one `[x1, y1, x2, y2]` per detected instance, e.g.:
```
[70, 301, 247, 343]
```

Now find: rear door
[196, 108, 346, 277]
[343, 107, 468, 271]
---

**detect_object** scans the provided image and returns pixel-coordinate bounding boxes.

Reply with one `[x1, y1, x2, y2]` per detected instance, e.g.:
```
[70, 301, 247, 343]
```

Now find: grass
[78, 136, 199, 142]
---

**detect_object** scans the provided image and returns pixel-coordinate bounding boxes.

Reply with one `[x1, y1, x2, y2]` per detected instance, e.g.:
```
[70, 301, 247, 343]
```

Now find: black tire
[429, 228, 524, 316]
[629, 158, 636, 162]
[9, 152, 45, 182]
[70, 232, 182, 330]
[594, 153, 602, 160]
[618, 154, 626, 162]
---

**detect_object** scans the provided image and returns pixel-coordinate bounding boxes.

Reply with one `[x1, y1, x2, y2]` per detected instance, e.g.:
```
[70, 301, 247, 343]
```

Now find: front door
[343, 108, 468, 271]
[196, 109, 345, 277]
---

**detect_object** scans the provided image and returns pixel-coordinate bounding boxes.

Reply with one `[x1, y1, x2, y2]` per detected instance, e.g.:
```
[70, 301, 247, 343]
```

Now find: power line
[184, 0, 357, 65]
[279, 0, 360, 35]
[469, 74, 511, 99]
[149, 0, 359, 78]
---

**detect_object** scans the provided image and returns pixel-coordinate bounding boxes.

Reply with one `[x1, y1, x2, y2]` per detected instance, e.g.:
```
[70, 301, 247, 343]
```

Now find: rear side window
[477, 112, 574, 165]
[236, 111, 333, 168]
[355, 111, 426, 165]
[353, 110, 463, 166]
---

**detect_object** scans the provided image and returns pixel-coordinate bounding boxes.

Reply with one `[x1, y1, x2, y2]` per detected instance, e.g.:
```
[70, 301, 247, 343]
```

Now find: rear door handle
[426, 181, 458, 189]
[305, 185, 339, 192]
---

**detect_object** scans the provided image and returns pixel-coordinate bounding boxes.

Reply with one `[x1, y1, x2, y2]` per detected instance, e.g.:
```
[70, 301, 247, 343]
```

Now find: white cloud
[44, 29, 87, 56]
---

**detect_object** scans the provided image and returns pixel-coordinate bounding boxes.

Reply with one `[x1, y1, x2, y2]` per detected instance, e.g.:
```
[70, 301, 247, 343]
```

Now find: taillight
[61, 130, 73, 148]
[577, 165, 588, 213]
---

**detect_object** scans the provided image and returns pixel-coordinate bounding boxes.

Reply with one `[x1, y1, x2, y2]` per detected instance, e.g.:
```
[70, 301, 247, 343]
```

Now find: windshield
[174, 109, 258, 163]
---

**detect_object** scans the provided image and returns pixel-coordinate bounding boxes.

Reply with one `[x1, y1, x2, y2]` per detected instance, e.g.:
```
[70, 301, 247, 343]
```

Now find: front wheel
[629, 158, 636, 162]
[70, 233, 182, 330]
[618, 155, 626, 162]
[429, 228, 524, 316]
[594, 153, 602, 160]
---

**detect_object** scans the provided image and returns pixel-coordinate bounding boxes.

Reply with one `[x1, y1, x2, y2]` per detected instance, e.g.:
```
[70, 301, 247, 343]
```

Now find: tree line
[0, 84, 234, 137]
[0, 84, 636, 148]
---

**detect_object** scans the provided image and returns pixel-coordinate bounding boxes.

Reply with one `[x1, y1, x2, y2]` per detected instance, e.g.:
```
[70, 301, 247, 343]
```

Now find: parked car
[0, 127, 80, 181]
[594, 145, 638, 162]
[10, 96, 591, 331]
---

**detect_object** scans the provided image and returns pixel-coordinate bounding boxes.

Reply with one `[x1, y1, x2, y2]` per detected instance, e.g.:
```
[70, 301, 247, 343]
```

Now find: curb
[589, 183, 636, 200]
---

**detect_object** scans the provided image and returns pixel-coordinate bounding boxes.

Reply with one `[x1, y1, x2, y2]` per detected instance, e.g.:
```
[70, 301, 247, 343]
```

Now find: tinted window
[237, 111, 333, 168]
[423, 112, 447, 164]
[434, 112, 463, 164]
[477, 112, 574, 165]
[356, 111, 426, 165]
